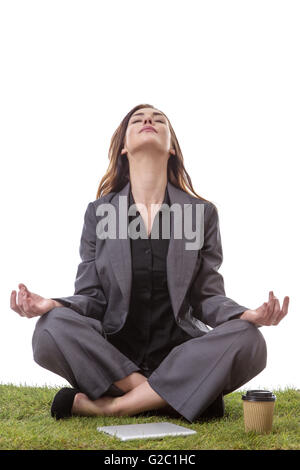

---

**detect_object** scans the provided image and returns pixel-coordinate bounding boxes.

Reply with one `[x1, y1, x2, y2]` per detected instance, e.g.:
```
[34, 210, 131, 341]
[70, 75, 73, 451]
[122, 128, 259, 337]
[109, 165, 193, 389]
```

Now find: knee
[40, 306, 75, 325]
[32, 307, 73, 365]
[32, 325, 58, 367]
[235, 320, 267, 374]
[33, 307, 76, 336]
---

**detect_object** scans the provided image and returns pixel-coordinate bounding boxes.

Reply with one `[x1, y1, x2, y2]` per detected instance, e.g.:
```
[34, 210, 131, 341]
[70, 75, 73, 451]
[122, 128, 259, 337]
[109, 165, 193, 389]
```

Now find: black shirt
[106, 183, 193, 374]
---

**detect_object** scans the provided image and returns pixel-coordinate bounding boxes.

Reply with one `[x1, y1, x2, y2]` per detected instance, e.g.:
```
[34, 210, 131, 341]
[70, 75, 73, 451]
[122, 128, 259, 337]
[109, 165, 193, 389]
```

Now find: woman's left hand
[240, 291, 289, 326]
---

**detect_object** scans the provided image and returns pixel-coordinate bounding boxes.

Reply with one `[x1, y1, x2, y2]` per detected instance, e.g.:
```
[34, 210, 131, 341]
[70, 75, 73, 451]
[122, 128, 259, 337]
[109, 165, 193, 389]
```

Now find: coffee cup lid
[242, 390, 276, 402]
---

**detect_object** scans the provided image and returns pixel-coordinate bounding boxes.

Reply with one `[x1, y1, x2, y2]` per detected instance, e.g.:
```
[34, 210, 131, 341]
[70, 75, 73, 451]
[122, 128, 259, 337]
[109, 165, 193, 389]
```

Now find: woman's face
[121, 107, 174, 157]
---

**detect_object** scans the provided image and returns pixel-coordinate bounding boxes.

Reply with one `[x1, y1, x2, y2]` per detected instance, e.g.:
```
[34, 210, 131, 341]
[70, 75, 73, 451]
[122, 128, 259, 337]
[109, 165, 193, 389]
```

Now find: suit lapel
[105, 180, 201, 319]
[166, 182, 201, 318]
[105, 181, 132, 308]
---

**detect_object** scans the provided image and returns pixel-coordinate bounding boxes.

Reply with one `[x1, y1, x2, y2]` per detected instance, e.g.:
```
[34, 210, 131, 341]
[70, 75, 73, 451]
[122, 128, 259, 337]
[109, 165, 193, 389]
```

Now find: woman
[10, 104, 289, 423]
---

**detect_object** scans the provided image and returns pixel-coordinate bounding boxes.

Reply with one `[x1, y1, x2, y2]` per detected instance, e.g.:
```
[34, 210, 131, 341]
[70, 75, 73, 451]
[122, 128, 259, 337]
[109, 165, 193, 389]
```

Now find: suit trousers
[32, 306, 267, 423]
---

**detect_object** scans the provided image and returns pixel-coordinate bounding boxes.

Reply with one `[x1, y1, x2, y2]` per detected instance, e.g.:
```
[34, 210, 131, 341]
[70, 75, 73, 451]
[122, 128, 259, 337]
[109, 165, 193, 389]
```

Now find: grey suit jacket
[51, 180, 249, 338]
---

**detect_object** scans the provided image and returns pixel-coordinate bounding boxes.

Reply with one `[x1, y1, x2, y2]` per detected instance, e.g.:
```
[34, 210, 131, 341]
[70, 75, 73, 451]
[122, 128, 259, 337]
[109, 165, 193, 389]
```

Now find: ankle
[112, 396, 126, 417]
[130, 372, 148, 388]
[114, 372, 147, 392]
[71, 392, 88, 415]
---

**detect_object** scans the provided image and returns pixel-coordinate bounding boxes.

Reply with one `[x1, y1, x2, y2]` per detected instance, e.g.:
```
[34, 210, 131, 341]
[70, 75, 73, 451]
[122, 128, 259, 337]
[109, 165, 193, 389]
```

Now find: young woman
[10, 104, 289, 423]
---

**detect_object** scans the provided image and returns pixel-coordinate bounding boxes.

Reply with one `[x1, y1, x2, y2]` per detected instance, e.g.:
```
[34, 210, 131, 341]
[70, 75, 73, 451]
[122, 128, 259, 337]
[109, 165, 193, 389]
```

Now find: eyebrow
[131, 112, 165, 119]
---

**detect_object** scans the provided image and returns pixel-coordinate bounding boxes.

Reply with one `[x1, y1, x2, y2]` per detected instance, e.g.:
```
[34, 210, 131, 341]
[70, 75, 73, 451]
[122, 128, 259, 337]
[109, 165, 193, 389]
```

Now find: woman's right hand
[10, 283, 62, 318]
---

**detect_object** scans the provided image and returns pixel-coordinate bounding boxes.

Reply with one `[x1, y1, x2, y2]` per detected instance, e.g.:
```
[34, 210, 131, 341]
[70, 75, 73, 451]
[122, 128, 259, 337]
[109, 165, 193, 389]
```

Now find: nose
[143, 116, 153, 125]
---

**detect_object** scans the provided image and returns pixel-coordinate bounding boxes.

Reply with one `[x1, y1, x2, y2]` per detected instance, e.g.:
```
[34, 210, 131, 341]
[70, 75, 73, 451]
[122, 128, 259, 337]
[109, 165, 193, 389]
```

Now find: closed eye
[132, 120, 165, 124]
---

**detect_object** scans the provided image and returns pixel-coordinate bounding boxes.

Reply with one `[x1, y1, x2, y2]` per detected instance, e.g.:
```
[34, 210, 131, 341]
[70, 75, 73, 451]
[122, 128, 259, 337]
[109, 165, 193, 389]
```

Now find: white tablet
[97, 421, 197, 442]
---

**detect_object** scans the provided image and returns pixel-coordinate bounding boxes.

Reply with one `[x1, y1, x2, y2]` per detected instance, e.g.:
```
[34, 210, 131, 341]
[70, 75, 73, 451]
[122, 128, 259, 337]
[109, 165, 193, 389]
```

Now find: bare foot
[71, 393, 120, 417]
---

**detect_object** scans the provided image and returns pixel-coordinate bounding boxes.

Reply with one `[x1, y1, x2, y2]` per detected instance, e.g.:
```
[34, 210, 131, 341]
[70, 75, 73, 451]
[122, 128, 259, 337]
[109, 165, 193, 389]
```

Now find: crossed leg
[71, 374, 169, 417]
[71, 319, 267, 420]
[32, 307, 267, 422]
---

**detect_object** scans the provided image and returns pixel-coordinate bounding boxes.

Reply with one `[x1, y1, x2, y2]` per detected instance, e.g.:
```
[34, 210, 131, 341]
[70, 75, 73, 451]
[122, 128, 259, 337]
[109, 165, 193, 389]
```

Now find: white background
[1, 0, 299, 392]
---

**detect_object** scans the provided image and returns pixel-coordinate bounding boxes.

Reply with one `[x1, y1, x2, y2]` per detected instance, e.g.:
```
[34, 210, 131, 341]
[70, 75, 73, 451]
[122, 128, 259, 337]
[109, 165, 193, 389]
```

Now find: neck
[128, 156, 168, 208]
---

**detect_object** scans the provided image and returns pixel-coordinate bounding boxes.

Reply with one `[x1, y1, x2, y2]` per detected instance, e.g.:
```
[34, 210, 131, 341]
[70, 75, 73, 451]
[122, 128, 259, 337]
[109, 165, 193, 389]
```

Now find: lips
[140, 126, 157, 133]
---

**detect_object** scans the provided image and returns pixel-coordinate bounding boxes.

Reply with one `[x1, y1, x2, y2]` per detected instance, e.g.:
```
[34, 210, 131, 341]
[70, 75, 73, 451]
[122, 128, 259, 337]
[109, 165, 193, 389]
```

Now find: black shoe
[200, 393, 225, 420]
[51, 387, 81, 420]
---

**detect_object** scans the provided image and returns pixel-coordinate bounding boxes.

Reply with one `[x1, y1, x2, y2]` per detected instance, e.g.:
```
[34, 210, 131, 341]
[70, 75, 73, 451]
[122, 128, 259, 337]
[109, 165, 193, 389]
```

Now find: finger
[16, 290, 26, 316]
[282, 296, 290, 315]
[273, 296, 290, 325]
[273, 309, 285, 325]
[22, 296, 34, 318]
[275, 296, 290, 324]
[270, 299, 281, 324]
[269, 298, 277, 319]
[258, 302, 269, 325]
[263, 300, 275, 325]
[269, 290, 277, 302]
[17, 289, 28, 317]
[18, 283, 31, 295]
[10, 291, 25, 316]
[269, 292, 280, 322]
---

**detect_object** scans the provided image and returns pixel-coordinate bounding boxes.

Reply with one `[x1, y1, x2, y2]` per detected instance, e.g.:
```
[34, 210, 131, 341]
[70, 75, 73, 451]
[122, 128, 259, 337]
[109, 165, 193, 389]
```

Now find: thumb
[257, 302, 267, 312]
[19, 282, 31, 295]
[18, 283, 31, 294]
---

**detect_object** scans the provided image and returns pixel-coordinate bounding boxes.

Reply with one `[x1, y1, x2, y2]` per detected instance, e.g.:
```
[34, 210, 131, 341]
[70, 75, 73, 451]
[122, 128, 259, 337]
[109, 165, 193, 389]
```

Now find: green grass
[0, 385, 299, 450]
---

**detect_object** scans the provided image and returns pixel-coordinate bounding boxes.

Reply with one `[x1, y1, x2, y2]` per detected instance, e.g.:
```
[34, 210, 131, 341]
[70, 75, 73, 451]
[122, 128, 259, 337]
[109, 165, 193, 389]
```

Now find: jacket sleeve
[191, 202, 250, 328]
[50, 201, 107, 321]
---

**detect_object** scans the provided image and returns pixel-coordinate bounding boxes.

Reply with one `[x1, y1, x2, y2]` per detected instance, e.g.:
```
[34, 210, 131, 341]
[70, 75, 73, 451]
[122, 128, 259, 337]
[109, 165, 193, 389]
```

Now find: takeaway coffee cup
[242, 390, 276, 433]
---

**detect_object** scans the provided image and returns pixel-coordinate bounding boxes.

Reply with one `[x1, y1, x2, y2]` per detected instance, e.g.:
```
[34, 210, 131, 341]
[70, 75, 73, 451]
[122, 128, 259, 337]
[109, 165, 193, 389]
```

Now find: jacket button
[177, 317, 182, 324]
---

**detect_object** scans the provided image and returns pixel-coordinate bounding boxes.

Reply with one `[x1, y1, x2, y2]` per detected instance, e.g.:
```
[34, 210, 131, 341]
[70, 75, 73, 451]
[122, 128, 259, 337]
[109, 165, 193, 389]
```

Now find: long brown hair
[96, 104, 209, 201]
